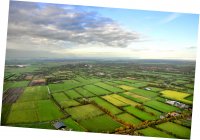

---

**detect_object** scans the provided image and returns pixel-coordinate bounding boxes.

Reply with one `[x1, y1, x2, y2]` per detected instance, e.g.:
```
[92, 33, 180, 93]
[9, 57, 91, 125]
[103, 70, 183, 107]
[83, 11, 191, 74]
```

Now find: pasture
[79, 115, 122, 133]
[144, 100, 179, 113]
[117, 113, 141, 125]
[156, 122, 191, 139]
[17, 86, 49, 102]
[138, 127, 174, 138]
[65, 104, 104, 121]
[84, 85, 110, 95]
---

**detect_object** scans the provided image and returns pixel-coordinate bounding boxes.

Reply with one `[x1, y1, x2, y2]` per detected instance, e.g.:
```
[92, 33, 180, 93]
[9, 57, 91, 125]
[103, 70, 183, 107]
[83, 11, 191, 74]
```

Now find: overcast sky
[6, 1, 199, 60]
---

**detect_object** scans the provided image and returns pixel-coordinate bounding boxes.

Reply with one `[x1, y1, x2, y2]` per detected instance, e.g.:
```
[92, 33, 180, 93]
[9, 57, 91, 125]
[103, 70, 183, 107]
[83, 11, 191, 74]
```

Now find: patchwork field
[2, 60, 194, 139]
[90, 97, 122, 115]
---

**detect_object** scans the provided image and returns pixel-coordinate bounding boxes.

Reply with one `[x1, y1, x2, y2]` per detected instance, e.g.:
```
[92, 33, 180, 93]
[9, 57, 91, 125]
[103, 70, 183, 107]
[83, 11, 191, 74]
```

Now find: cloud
[160, 13, 181, 24]
[7, 1, 141, 54]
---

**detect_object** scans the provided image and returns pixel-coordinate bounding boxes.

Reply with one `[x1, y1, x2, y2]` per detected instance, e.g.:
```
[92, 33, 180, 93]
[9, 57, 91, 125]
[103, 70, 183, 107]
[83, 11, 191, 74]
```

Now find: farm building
[53, 121, 66, 130]
[144, 87, 151, 91]
[165, 99, 189, 109]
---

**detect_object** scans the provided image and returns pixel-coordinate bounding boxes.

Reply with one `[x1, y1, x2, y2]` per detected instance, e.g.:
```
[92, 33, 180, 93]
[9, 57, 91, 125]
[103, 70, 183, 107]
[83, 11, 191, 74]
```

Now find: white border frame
[0, 0, 199, 140]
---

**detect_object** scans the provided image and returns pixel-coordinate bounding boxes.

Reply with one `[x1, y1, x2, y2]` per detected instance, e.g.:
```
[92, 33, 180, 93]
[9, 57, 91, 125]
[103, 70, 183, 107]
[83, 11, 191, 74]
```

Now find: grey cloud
[7, 1, 141, 50]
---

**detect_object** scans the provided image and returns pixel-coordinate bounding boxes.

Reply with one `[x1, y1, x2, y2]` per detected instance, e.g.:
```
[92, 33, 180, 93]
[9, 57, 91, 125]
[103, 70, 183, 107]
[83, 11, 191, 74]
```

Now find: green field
[95, 82, 123, 93]
[130, 89, 159, 98]
[3, 81, 29, 91]
[17, 86, 49, 102]
[63, 117, 86, 131]
[6, 100, 64, 124]
[90, 97, 122, 115]
[138, 127, 174, 138]
[75, 87, 95, 97]
[117, 113, 141, 125]
[59, 100, 80, 108]
[52, 92, 69, 103]
[156, 122, 191, 139]
[65, 104, 104, 121]
[185, 95, 193, 101]
[84, 85, 110, 95]
[124, 106, 157, 120]
[79, 115, 122, 132]
[49, 80, 81, 93]
[144, 100, 179, 113]
[65, 90, 82, 99]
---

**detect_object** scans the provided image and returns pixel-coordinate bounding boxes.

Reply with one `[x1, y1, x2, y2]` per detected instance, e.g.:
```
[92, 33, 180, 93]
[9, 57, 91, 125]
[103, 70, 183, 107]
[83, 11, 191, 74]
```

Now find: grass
[59, 100, 80, 108]
[84, 85, 110, 95]
[6, 100, 64, 124]
[49, 80, 81, 93]
[132, 82, 148, 88]
[156, 122, 191, 139]
[161, 90, 192, 104]
[124, 106, 157, 121]
[65, 90, 82, 99]
[185, 94, 193, 101]
[144, 100, 179, 113]
[117, 113, 141, 125]
[3, 81, 29, 91]
[75, 87, 95, 97]
[143, 106, 162, 117]
[36, 100, 65, 122]
[79, 114, 122, 133]
[89, 97, 122, 115]
[95, 82, 123, 93]
[138, 127, 175, 138]
[6, 109, 38, 124]
[65, 104, 104, 121]
[52, 92, 69, 103]
[185, 83, 194, 89]
[1, 104, 12, 124]
[17, 86, 49, 102]
[130, 89, 159, 98]
[63, 117, 86, 131]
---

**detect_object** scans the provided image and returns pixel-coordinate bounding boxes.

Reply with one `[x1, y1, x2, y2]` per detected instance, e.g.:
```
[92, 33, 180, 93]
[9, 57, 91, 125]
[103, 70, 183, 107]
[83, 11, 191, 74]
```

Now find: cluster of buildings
[165, 99, 190, 109]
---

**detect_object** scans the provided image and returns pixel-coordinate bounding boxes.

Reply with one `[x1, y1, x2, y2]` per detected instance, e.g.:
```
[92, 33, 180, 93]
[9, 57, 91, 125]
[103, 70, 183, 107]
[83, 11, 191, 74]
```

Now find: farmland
[1, 59, 194, 139]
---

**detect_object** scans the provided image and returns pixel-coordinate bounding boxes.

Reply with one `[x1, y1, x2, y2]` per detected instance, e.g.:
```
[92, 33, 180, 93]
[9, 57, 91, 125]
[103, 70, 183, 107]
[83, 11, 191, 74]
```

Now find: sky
[6, 1, 199, 60]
